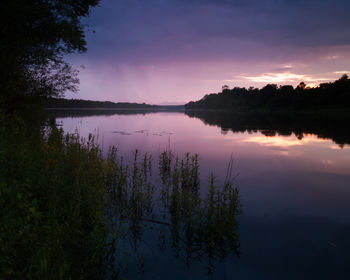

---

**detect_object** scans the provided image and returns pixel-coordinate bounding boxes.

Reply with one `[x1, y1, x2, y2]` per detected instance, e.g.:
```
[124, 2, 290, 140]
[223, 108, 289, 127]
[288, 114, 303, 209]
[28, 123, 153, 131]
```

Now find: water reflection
[242, 134, 331, 148]
[185, 110, 350, 147]
[106, 150, 241, 278]
[55, 110, 350, 279]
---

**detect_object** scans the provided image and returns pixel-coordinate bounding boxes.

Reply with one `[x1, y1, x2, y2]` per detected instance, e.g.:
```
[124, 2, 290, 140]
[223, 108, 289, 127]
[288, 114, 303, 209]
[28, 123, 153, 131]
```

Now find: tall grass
[0, 115, 109, 279]
[0, 114, 241, 279]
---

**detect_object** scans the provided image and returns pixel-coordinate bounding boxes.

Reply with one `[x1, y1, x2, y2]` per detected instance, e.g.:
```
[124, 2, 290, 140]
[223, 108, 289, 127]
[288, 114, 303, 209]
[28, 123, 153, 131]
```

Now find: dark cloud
[68, 0, 350, 102]
[79, 0, 350, 66]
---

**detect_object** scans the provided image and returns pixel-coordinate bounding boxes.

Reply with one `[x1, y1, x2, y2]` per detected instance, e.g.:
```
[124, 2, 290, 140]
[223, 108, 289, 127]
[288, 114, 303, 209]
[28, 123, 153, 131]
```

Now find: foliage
[0, 0, 100, 112]
[0, 115, 108, 279]
[0, 114, 241, 279]
[185, 75, 350, 111]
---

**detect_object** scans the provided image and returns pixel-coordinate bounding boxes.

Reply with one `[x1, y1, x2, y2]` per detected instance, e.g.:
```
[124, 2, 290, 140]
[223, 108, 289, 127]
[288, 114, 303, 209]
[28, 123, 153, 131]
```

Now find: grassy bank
[0, 115, 109, 279]
[0, 113, 241, 279]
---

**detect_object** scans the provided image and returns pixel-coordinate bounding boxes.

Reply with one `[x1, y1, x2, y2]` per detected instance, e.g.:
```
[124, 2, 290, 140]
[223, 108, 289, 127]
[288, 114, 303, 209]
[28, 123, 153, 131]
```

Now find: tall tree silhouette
[0, 0, 100, 112]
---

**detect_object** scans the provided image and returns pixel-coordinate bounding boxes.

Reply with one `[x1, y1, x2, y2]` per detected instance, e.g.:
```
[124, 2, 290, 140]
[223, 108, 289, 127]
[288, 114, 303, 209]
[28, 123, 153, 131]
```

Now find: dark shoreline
[47, 107, 350, 147]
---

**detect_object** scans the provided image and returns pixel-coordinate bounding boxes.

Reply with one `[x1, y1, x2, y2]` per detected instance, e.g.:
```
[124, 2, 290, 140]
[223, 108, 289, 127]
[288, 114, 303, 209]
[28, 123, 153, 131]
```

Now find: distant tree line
[185, 75, 350, 111]
[44, 97, 159, 109]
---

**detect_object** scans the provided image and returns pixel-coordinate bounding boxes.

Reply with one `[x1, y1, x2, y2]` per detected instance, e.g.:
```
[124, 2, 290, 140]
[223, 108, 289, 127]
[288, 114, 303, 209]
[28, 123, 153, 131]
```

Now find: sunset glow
[242, 133, 334, 148]
[66, 0, 350, 103]
[3, 1, 350, 279]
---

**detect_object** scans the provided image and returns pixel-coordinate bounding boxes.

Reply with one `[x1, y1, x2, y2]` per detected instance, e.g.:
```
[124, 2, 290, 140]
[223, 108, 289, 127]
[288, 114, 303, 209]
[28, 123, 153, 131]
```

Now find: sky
[67, 0, 350, 104]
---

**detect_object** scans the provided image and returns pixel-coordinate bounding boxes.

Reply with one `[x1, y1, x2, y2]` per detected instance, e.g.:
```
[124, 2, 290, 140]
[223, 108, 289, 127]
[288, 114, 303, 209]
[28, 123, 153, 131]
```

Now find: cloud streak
[241, 72, 334, 86]
[67, 0, 350, 102]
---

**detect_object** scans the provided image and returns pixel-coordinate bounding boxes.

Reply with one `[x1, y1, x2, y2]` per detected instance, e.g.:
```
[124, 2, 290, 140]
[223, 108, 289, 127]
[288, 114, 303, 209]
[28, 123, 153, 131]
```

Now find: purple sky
[67, 0, 350, 104]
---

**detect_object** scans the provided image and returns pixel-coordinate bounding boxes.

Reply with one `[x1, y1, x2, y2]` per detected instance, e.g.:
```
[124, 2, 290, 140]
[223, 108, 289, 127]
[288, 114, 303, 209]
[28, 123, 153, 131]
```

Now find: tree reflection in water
[185, 110, 350, 147]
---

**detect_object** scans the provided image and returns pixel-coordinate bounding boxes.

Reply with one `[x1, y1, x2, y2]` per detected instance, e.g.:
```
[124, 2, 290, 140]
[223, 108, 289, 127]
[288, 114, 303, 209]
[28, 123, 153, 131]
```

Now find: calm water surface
[57, 111, 350, 279]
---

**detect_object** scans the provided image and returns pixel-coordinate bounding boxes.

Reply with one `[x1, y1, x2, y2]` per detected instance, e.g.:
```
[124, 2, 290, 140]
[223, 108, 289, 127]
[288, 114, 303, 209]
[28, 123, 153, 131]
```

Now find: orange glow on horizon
[242, 133, 332, 148]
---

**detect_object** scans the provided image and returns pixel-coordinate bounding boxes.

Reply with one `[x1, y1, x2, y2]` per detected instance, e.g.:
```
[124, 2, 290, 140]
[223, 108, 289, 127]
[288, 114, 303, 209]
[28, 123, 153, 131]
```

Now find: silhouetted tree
[279, 85, 294, 94]
[0, 0, 100, 112]
[185, 76, 350, 111]
[297, 82, 306, 90]
[222, 85, 230, 91]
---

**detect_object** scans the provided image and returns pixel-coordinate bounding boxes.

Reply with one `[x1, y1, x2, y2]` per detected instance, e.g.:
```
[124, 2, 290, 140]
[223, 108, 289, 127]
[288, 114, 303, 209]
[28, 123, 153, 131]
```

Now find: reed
[0, 115, 241, 279]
